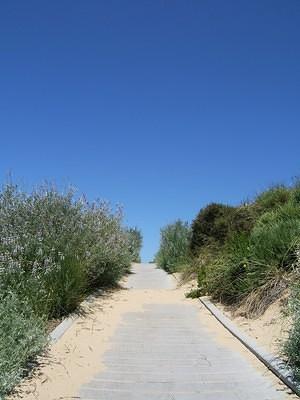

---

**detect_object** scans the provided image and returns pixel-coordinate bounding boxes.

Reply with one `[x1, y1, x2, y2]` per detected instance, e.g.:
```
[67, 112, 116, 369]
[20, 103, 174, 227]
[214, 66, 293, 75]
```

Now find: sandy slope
[215, 295, 291, 356]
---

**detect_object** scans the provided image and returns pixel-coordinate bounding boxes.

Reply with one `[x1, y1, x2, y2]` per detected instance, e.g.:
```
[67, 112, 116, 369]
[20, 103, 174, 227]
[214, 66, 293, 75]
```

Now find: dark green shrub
[190, 203, 255, 256]
[229, 206, 256, 236]
[190, 203, 235, 254]
[155, 220, 191, 273]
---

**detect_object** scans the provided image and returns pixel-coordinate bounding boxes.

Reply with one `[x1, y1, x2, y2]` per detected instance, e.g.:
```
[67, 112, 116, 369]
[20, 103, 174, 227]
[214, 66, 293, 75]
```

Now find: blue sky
[0, 1, 300, 261]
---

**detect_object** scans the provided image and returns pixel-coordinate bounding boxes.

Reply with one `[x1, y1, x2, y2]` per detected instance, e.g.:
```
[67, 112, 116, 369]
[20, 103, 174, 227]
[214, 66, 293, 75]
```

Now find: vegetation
[0, 183, 142, 398]
[126, 227, 143, 263]
[156, 180, 300, 381]
[186, 184, 300, 310]
[0, 293, 47, 396]
[283, 247, 300, 381]
[155, 220, 191, 273]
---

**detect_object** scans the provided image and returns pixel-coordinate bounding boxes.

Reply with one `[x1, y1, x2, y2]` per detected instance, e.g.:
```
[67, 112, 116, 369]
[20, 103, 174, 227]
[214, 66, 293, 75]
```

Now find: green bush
[230, 206, 256, 236]
[126, 227, 143, 263]
[155, 220, 191, 273]
[81, 202, 132, 288]
[254, 185, 291, 214]
[0, 293, 47, 398]
[190, 203, 235, 254]
[0, 185, 134, 317]
[0, 185, 88, 317]
[190, 203, 255, 256]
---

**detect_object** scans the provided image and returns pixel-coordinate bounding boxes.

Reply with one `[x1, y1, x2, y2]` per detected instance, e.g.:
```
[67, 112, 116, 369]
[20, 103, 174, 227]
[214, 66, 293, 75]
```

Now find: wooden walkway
[79, 263, 285, 400]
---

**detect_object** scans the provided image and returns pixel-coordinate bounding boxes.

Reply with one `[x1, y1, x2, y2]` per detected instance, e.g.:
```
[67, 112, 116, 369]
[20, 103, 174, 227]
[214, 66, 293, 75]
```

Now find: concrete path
[123, 263, 176, 290]
[79, 263, 286, 400]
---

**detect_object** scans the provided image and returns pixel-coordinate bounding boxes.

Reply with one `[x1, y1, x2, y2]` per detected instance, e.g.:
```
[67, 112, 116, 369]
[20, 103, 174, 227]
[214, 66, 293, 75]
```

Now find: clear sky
[0, 1, 300, 261]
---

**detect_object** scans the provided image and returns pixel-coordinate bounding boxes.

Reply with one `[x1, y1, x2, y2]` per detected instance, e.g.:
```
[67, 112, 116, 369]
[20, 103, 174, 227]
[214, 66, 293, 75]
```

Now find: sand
[215, 295, 291, 356]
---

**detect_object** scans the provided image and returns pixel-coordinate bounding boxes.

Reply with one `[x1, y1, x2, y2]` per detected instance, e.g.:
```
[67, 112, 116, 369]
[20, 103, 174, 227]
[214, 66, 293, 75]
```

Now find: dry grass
[235, 274, 289, 318]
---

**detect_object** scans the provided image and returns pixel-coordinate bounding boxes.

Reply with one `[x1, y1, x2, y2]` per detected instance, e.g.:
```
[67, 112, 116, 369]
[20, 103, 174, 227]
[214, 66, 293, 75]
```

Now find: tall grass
[283, 248, 300, 381]
[126, 227, 143, 263]
[0, 183, 141, 397]
[0, 293, 47, 398]
[155, 220, 191, 273]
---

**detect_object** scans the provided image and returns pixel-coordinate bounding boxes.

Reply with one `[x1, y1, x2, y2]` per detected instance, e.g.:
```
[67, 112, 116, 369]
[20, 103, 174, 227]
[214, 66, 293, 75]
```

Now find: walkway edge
[49, 315, 77, 343]
[199, 296, 300, 396]
[49, 289, 105, 343]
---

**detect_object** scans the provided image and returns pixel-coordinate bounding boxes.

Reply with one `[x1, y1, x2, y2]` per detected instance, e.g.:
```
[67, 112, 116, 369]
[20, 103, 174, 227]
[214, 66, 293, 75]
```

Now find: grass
[192, 192, 300, 310]
[283, 249, 300, 381]
[0, 293, 47, 398]
[155, 220, 191, 273]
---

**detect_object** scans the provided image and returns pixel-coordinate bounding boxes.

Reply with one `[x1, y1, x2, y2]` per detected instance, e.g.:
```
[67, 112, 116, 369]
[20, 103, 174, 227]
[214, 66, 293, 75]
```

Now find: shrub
[190, 203, 235, 254]
[0, 184, 88, 317]
[126, 227, 143, 263]
[155, 220, 191, 273]
[0, 293, 47, 398]
[81, 202, 132, 288]
[0, 185, 134, 317]
[190, 203, 255, 256]
[230, 206, 256, 236]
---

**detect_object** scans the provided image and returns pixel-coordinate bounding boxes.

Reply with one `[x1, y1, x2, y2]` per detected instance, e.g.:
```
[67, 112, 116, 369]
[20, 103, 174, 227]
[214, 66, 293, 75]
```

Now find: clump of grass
[185, 288, 202, 298]
[254, 185, 291, 214]
[126, 227, 143, 263]
[0, 293, 47, 398]
[202, 234, 251, 304]
[155, 220, 191, 273]
[238, 274, 288, 318]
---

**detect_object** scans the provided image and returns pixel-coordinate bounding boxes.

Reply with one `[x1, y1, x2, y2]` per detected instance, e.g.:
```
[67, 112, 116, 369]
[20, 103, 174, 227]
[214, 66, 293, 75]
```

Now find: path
[13, 263, 293, 400]
[80, 264, 287, 400]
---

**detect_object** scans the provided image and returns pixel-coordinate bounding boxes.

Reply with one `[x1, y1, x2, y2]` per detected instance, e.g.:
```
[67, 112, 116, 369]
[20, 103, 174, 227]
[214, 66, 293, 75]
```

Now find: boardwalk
[79, 263, 286, 400]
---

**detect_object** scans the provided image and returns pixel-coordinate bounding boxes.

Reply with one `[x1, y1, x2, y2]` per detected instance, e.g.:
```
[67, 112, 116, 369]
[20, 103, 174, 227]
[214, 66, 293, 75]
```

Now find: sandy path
[11, 263, 295, 400]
